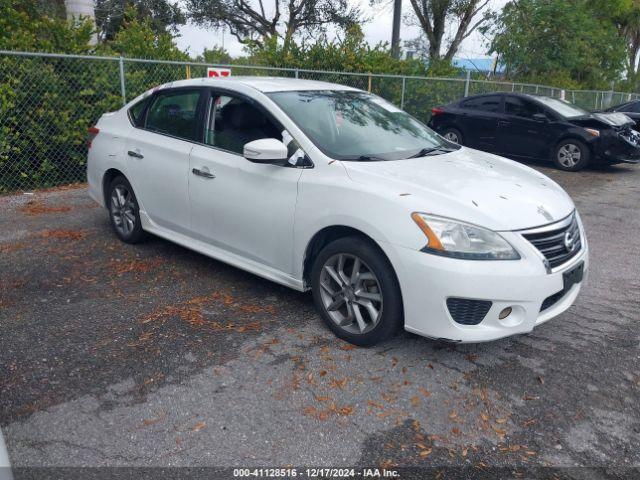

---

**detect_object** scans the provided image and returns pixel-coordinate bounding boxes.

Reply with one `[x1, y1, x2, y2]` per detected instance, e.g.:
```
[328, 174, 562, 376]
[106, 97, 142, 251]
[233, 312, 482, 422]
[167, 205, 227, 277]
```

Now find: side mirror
[532, 113, 548, 122]
[243, 138, 288, 164]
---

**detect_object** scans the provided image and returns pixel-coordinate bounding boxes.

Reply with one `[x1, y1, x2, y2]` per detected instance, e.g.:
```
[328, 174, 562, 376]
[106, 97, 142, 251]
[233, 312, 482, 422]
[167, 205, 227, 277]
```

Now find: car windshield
[533, 96, 588, 118]
[267, 90, 457, 161]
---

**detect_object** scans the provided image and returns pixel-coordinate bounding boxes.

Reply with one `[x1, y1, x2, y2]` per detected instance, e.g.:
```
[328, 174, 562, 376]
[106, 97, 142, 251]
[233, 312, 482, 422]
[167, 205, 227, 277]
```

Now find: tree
[246, 25, 428, 73]
[483, 0, 627, 89]
[0, 0, 93, 52]
[610, 0, 640, 79]
[97, 7, 188, 59]
[198, 46, 234, 64]
[406, 0, 491, 62]
[185, 0, 362, 50]
[94, 0, 185, 41]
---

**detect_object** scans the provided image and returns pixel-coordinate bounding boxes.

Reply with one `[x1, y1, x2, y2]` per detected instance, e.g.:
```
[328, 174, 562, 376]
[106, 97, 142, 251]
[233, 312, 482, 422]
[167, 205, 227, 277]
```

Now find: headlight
[411, 212, 520, 260]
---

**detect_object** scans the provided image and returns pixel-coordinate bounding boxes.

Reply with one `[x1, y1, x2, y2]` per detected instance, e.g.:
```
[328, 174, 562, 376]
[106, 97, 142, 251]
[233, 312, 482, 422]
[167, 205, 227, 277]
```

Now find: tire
[310, 236, 403, 346]
[554, 139, 590, 171]
[107, 175, 146, 244]
[443, 127, 462, 144]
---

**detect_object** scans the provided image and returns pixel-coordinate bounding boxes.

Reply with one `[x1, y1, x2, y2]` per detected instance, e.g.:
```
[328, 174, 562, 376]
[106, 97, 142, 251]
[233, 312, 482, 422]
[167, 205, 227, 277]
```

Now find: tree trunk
[391, 0, 402, 59]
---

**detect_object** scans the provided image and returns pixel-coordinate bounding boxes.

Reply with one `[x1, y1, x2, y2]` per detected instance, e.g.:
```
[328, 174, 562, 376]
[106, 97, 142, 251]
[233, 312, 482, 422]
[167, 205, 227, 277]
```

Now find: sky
[175, 0, 509, 60]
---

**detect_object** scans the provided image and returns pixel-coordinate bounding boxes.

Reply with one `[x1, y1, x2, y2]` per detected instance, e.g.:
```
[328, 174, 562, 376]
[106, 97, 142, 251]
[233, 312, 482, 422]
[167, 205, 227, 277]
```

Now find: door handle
[192, 167, 215, 179]
[498, 120, 511, 127]
[127, 150, 144, 159]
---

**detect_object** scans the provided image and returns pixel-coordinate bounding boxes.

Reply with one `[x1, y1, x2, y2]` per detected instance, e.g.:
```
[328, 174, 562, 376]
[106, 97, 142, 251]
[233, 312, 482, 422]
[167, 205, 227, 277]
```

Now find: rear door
[497, 96, 556, 159]
[125, 88, 204, 234]
[456, 95, 502, 152]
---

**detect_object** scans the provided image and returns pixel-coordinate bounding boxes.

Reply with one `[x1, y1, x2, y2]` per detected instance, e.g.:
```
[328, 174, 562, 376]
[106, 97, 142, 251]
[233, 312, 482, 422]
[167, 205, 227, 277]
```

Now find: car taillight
[431, 107, 444, 116]
[87, 126, 99, 148]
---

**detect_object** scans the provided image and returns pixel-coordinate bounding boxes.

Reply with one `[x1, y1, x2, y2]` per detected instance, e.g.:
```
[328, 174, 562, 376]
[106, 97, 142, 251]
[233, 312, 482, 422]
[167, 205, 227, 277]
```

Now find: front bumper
[592, 129, 640, 164]
[384, 230, 588, 343]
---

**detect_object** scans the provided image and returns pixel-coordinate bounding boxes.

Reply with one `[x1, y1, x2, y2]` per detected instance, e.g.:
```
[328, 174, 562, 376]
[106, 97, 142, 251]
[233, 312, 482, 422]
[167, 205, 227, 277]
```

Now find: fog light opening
[498, 307, 513, 320]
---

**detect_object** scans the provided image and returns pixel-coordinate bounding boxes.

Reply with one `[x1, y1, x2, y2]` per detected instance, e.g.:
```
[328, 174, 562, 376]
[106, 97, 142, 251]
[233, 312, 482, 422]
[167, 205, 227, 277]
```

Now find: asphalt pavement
[1, 162, 639, 478]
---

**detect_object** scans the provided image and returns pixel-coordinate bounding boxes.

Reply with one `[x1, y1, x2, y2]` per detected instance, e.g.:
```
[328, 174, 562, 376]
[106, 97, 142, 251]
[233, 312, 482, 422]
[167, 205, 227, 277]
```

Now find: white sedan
[87, 77, 588, 346]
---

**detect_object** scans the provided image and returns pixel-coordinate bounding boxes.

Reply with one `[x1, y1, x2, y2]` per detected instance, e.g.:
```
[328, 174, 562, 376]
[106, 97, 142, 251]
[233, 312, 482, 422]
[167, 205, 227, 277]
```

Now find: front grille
[446, 298, 492, 325]
[521, 214, 581, 269]
[540, 290, 565, 312]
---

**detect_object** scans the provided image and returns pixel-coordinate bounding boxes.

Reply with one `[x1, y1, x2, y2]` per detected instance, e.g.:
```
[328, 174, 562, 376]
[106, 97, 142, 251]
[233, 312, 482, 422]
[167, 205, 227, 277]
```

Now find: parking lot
[1, 162, 639, 474]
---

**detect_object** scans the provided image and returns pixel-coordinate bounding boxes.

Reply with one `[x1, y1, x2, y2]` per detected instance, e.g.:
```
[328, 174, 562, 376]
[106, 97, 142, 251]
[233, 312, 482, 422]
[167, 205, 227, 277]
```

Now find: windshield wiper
[356, 155, 387, 161]
[406, 146, 456, 159]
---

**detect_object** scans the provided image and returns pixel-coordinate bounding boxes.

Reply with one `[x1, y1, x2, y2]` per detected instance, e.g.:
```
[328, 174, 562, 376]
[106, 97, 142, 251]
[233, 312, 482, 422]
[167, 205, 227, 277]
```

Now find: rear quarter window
[460, 95, 502, 113]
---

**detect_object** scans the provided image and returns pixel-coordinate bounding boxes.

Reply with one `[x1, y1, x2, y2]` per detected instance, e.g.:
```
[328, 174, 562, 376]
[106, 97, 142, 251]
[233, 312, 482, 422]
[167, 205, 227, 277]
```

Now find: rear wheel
[107, 175, 146, 244]
[554, 139, 590, 171]
[311, 236, 403, 346]
[443, 127, 462, 144]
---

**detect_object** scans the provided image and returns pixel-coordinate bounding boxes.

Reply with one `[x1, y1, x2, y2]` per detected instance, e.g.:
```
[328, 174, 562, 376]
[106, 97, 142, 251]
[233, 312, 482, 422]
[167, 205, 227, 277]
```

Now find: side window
[129, 97, 149, 127]
[624, 102, 640, 113]
[460, 95, 501, 113]
[145, 90, 201, 141]
[505, 97, 544, 119]
[204, 93, 282, 154]
[612, 101, 639, 113]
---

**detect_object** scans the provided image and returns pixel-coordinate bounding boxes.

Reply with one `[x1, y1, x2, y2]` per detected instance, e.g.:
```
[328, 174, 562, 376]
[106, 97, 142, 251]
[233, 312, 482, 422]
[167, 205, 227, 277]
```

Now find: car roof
[451, 92, 554, 106]
[152, 76, 360, 93]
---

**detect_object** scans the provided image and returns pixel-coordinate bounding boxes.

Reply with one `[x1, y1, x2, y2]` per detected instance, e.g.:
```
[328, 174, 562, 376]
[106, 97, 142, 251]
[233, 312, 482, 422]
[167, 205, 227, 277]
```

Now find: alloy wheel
[444, 131, 459, 143]
[318, 253, 383, 335]
[110, 185, 136, 236]
[557, 143, 581, 168]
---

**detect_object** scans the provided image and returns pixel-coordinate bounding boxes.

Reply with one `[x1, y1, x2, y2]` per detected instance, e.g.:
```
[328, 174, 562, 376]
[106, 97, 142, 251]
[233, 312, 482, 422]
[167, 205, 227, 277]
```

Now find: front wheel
[311, 236, 403, 346]
[554, 139, 590, 171]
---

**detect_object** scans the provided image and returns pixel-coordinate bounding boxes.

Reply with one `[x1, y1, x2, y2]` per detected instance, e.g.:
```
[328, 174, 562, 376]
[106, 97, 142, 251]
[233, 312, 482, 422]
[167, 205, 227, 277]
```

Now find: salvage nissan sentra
[87, 77, 588, 346]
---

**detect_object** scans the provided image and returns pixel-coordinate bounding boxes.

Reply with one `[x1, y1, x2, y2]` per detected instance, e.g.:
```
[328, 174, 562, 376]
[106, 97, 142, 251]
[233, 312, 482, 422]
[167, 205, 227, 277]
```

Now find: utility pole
[391, 0, 402, 59]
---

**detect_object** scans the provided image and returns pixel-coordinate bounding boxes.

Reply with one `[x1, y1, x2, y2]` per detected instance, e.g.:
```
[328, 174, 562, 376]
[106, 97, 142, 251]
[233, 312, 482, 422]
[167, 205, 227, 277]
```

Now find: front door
[188, 91, 302, 273]
[125, 88, 203, 234]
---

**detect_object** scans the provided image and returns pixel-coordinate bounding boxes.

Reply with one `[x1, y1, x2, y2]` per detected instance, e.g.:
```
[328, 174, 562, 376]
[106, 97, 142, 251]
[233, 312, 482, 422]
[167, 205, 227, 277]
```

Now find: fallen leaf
[328, 377, 347, 389]
[141, 417, 162, 427]
[418, 386, 431, 398]
[192, 421, 206, 432]
[419, 448, 433, 457]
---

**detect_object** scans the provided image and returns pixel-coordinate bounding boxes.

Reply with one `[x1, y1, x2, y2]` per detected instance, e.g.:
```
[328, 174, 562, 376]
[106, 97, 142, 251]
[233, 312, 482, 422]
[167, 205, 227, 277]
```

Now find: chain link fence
[2, 50, 639, 193]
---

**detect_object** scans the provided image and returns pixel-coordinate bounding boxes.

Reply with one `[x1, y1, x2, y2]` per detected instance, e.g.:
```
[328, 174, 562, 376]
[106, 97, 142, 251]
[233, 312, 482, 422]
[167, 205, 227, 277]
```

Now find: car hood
[572, 112, 635, 128]
[343, 147, 575, 231]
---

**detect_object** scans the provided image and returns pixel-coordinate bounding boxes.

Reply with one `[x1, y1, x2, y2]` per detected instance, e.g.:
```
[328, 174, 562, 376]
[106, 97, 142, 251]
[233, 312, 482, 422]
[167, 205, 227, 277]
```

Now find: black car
[428, 92, 640, 171]
[602, 99, 640, 129]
